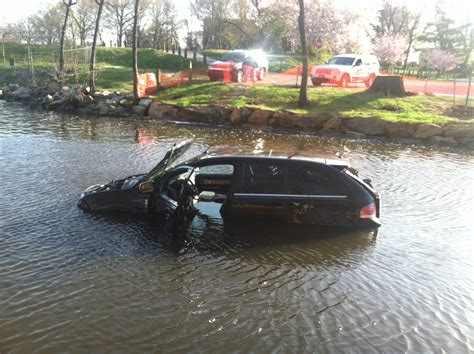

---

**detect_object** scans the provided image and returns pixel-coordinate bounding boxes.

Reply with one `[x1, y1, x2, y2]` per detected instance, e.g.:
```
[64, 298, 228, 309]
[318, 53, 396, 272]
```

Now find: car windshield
[327, 57, 356, 65]
[221, 52, 247, 62]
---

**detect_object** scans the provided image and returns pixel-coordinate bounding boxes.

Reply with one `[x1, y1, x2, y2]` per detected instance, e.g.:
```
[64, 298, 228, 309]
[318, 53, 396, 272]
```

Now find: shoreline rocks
[1, 83, 473, 149]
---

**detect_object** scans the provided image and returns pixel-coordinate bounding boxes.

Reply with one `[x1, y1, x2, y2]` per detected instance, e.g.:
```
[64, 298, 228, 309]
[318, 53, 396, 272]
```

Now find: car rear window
[242, 162, 286, 194]
[287, 165, 346, 196]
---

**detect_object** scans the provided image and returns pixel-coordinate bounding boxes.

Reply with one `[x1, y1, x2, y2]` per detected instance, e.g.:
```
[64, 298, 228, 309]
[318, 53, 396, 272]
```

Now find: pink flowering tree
[419, 49, 458, 72]
[372, 35, 407, 66]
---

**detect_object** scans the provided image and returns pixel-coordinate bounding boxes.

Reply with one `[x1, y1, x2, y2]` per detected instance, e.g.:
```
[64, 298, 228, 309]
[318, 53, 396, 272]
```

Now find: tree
[132, 0, 140, 100]
[15, 17, 36, 44]
[59, 0, 77, 72]
[297, 0, 308, 107]
[373, 35, 406, 66]
[33, 5, 64, 45]
[71, 0, 97, 46]
[145, 0, 180, 49]
[419, 49, 458, 71]
[104, 0, 135, 47]
[89, 0, 105, 92]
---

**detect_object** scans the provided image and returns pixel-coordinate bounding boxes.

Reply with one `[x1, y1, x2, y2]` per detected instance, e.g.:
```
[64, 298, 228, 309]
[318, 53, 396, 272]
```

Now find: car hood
[208, 61, 240, 70]
[144, 139, 193, 181]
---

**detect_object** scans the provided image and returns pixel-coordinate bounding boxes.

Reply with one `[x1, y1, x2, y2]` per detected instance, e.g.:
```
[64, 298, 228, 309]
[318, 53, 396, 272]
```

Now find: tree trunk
[297, 0, 308, 107]
[132, 0, 140, 101]
[89, 0, 105, 93]
[59, 2, 72, 72]
[369, 76, 407, 97]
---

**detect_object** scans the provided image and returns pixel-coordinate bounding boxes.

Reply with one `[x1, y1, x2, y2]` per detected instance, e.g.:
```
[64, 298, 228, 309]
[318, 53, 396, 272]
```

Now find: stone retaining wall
[2, 84, 473, 149]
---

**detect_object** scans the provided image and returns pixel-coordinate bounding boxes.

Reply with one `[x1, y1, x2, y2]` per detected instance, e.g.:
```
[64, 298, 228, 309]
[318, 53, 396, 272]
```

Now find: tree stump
[369, 75, 406, 97]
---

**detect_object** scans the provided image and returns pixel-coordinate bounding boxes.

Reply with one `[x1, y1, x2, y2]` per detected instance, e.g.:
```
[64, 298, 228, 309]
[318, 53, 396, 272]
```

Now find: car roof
[189, 153, 349, 168]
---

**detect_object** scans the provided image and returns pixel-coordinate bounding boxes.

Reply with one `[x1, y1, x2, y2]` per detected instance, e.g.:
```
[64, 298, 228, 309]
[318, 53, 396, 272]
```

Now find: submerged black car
[78, 140, 381, 228]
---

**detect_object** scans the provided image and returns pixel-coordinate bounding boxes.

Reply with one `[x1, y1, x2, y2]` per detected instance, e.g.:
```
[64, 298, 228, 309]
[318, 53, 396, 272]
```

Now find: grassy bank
[152, 82, 470, 123]
[0, 43, 205, 92]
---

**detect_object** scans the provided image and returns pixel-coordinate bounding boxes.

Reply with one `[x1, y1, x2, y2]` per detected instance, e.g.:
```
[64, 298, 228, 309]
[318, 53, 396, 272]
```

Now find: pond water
[1, 101, 473, 352]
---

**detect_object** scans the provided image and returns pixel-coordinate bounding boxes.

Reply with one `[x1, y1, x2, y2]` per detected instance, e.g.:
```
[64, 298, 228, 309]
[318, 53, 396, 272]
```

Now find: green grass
[153, 83, 468, 123]
[0, 43, 205, 92]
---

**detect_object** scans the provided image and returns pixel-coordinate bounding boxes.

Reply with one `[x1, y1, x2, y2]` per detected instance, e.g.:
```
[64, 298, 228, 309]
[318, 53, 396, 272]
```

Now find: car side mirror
[139, 181, 155, 193]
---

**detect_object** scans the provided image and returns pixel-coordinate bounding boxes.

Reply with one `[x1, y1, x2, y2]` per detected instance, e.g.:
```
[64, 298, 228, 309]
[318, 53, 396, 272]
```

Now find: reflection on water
[1, 101, 473, 352]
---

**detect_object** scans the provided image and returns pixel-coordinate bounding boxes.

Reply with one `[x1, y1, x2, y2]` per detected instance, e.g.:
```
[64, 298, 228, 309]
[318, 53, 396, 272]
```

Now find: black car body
[78, 140, 381, 228]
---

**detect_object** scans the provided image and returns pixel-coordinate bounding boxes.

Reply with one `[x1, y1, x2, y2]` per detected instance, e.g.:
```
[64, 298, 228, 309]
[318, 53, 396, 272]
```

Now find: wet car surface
[78, 141, 381, 228]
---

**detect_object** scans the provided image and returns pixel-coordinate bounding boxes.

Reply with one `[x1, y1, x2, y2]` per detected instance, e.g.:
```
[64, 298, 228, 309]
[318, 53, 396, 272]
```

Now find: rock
[0, 89, 3, 99]
[61, 86, 70, 93]
[201, 105, 227, 120]
[346, 116, 386, 136]
[96, 101, 109, 115]
[132, 105, 146, 116]
[248, 109, 273, 126]
[48, 98, 67, 109]
[42, 95, 54, 104]
[443, 123, 474, 139]
[272, 112, 294, 128]
[413, 123, 443, 139]
[430, 136, 457, 145]
[8, 84, 19, 92]
[457, 138, 474, 148]
[322, 116, 345, 131]
[241, 107, 253, 122]
[230, 108, 243, 124]
[12, 87, 31, 99]
[385, 121, 419, 138]
[292, 115, 328, 130]
[148, 102, 178, 119]
[138, 98, 152, 107]
[176, 107, 208, 121]
[346, 130, 366, 139]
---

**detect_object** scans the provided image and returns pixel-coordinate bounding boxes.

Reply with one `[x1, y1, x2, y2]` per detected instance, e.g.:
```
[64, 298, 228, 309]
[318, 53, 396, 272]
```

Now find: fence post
[203, 53, 207, 64]
[453, 73, 457, 106]
[156, 69, 161, 88]
[193, 50, 197, 61]
[172, 45, 175, 55]
[184, 48, 187, 58]
[466, 69, 472, 107]
[178, 47, 181, 57]
[188, 61, 192, 82]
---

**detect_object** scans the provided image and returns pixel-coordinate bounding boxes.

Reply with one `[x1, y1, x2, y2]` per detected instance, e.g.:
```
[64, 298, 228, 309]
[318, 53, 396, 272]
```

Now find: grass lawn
[0, 43, 205, 92]
[153, 82, 469, 123]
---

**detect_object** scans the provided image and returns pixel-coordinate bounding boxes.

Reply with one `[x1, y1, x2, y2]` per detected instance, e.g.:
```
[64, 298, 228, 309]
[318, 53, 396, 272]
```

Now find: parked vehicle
[78, 140, 381, 229]
[208, 49, 269, 82]
[311, 54, 380, 87]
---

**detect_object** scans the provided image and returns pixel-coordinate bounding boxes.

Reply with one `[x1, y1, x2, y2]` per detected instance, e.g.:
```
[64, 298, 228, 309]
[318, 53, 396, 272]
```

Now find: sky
[0, 0, 472, 40]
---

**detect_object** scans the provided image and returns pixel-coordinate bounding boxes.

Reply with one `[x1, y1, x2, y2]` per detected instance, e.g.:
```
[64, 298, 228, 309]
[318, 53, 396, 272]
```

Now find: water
[1, 101, 473, 352]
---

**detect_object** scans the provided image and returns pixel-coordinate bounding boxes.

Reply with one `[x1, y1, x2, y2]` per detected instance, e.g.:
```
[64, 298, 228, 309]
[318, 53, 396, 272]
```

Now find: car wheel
[366, 74, 376, 88]
[312, 78, 322, 86]
[339, 74, 350, 88]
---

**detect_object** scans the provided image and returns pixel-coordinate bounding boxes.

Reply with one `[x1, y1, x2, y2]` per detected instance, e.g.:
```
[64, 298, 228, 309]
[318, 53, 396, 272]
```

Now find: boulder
[241, 107, 253, 122]
[12, 87, 31, 99]
[430, 136, 457, 145]
[272, 112, 294, 128]
[61, 86, 70, 93]
[345, 130, 366, 139]
[248, 109, 273, 126]
[322, 116, 345, 131]
[42, 95, 54, 105]
[48, 98, 67, 109]
[385, 121, 419, 138]
[457, 138, 474, 148]
[148, 102, 178, 119]
[413, 123, 443, 139]
[132, 105, 146, 116]
[176, 107, 208, 121]
[138, 98, 152, 107]
[346, 116, 386, 136]
[443, 123, 474, 139]
[96, 101, 109, 115]
[230, 108, 243, 124]
[293, 115, 329, 130]
[8, 84, 20, 92]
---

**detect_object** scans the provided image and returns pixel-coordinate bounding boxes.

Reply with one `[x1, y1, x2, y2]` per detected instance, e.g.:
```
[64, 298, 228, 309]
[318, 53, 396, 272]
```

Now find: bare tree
[59, 0, 77, 72]
[104, 0, 135, 47]
[298, 0, 308, 107]
[15, 17, 36, 44]
[132, 0, 140, 100]
[89, 0, 105, 92]
[71, 0, 97, 46]
[34, 5, 64, 44]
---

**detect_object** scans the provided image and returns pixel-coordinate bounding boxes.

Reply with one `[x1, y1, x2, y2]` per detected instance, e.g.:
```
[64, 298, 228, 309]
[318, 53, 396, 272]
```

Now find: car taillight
[360, 202, 376, 219]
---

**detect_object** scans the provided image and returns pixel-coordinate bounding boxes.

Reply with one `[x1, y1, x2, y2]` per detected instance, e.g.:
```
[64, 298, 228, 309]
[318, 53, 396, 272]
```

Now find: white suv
[311, 54, 380, 88]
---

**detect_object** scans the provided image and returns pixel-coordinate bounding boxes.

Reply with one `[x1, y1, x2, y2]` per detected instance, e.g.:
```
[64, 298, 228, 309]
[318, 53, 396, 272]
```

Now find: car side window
[242, 162, 286, 194]
[287, 165, 346, 196]
[197, 164, 234, 175]
[355, 59, 362, 66]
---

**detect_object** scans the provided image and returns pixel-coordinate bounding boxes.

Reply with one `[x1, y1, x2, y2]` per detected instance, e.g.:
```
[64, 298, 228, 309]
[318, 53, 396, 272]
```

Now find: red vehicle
[208, 50, 268, 83]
